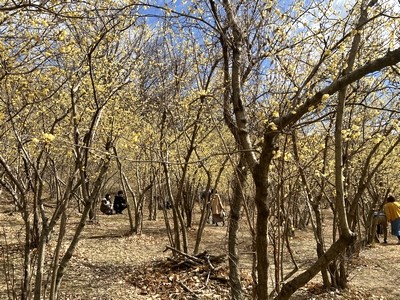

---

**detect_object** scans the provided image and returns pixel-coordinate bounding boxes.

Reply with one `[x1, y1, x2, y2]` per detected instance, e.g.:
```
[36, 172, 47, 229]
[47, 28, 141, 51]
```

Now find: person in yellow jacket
[383, 195, 400, 244]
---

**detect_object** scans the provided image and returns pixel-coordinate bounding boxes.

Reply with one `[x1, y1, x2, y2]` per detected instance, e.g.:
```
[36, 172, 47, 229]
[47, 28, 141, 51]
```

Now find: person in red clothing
[383, 195, 400, 244]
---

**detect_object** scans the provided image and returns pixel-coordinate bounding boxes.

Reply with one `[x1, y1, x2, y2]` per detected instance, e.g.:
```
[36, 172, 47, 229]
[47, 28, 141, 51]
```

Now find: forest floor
[0, 200, 399, 300]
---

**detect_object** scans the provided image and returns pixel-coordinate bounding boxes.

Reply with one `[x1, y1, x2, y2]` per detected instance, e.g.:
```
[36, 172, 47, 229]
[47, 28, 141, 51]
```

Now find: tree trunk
[123, 174, 137, 234]
[49, 208, 68, 300]
[33, 225, 49, 300]
[292, 130, 331, 287]
[193, 175, 212, 255]
[253, 160, 272, 299]
[114, 147, 136, 234]
[275, 235, 356, 300]
[21, 214, 32, 300]
[162, 160, 183, 252]
[228, 155, 247, 300]
[312, 202, 331, 288]
[54, 152, 110, 295]
[88, 199, 98, 221]
[54, 201, 91, 293]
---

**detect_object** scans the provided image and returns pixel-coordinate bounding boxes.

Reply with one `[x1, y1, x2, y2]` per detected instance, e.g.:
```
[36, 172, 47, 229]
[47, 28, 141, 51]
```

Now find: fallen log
[165, 245, 204, 264]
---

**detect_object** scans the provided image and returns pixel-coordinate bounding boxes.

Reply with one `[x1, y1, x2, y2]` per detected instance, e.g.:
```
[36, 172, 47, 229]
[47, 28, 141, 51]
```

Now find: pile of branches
[126, 246, 241, 299]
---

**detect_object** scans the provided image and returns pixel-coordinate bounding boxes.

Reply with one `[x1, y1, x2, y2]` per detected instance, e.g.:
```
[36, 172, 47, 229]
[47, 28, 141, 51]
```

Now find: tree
[0, 1, 143, 298]
[2, 0, 400, 299]
[151, 0, 400, 298]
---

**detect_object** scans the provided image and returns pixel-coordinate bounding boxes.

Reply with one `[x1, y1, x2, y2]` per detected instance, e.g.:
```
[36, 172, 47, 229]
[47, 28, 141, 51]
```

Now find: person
[210, 190, 225, 226]
[200, 190, 210, 204]
[383, 195, 400, 244]
[100, 194, 114, 215]
[113, 190, 127, 214]
[370, 210, 387, 244]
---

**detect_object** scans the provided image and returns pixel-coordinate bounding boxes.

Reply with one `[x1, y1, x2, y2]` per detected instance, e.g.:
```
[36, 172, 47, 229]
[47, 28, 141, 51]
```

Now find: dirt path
[283, 233, 399, 300]
[346, 242, 400, 300]
[1, 204, 399, 299]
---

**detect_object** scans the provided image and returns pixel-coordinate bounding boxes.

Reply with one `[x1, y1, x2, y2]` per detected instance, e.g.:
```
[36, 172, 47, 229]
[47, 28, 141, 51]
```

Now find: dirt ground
[0, 201, 399, 300]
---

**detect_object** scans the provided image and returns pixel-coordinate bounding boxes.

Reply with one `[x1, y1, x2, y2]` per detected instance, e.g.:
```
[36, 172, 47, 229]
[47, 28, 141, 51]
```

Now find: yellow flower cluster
[42, 133, 56, 142]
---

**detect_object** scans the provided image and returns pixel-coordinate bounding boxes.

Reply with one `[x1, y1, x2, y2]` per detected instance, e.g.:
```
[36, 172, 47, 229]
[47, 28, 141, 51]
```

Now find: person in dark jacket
[113, 190, 127, 214]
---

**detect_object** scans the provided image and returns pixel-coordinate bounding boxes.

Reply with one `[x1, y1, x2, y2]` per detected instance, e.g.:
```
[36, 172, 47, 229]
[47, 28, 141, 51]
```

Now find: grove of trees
[1, 0, 400, 299]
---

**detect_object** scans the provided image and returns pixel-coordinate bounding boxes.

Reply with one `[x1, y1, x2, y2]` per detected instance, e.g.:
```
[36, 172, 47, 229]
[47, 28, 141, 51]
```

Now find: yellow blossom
[321, 94, 330, 103]
[268, 122, 278, 131]
[273, 150, 282, 159]
[284, 153, 292, 161]
[42, 133, 55, 142]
